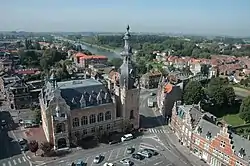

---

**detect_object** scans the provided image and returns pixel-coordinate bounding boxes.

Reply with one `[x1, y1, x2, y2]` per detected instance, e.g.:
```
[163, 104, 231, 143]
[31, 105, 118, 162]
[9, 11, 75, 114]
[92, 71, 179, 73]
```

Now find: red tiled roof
[75, 52, 107, 60]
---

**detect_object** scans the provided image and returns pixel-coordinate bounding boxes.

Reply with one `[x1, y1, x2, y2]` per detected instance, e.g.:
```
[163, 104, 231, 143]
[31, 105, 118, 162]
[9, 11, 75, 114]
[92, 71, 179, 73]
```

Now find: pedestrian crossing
[148, 128, 168, 134]
[1, 156, 27, 166]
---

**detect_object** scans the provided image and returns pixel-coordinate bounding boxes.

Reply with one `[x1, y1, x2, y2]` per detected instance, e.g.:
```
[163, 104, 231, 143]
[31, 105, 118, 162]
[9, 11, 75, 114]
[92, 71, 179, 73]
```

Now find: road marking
[22, 157, 26, 162]
[115, 148, 121, 159]
[13, 159, 16, 165]
[108, 149, 114, 161]
[27, 156, 31, 159]
[140, 143, 157, 150]
[8, 161, 11, 166]
[18, 158, 21, 163]
[58, 160, 65, 163]
[2, 163, 6, 166]
[89, 160, 94, 166]
[85, 156, 89, 164]
[154, 161, 163, 165]
[123, 146, 128, 156]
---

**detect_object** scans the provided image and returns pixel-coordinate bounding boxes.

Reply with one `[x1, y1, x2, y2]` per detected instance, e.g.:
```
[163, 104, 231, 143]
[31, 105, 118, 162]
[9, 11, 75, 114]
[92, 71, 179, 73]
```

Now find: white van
[121, 133, 133, 142]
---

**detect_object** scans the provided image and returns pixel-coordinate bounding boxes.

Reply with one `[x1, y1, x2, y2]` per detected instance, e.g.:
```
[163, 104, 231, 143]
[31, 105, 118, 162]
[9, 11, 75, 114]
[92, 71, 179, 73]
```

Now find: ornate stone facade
[39, 26, 140, 150]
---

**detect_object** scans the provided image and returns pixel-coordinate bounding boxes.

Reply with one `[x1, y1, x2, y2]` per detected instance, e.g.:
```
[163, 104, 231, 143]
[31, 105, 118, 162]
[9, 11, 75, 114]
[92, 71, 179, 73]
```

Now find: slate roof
[196, 117, 250, 162]
[44, 79, 112, 110]
[178, 104, 203, 128]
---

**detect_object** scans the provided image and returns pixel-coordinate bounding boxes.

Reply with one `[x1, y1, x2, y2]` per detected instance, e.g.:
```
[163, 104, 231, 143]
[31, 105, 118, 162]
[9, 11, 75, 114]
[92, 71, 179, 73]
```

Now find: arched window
[130, 110, 134, 119]
[56, 123, 66, 133]
[72, 117, 79, 128]
[81, 116, 88, 125]
[97, 113, 104, 122]
[105, 111, 111, 120]
[89, 114, 96, 124]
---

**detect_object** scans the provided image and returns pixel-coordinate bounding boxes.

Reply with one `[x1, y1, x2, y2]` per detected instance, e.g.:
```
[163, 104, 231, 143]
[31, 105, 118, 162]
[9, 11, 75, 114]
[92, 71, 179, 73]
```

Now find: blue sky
[0, 0, 250, 36]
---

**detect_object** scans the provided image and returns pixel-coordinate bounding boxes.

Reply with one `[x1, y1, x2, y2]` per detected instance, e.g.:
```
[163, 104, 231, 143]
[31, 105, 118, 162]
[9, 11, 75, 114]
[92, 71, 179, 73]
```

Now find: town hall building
[39, 26, 140, 150]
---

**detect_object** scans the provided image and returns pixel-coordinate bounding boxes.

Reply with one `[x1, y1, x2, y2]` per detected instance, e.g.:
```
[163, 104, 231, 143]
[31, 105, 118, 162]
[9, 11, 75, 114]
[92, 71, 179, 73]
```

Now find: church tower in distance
[117, 25, 140, 130]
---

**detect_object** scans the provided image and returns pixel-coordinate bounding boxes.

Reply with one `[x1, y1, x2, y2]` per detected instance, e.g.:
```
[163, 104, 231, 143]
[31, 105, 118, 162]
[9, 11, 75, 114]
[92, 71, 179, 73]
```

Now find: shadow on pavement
[139, 114, 166, 129]
[0, 130, 22, 160]
[0, 111, 19, 130]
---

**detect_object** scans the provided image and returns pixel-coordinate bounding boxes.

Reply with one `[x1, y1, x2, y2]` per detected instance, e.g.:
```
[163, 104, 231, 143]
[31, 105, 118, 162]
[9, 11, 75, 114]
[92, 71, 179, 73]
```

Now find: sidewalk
[153, 110, 209, 166]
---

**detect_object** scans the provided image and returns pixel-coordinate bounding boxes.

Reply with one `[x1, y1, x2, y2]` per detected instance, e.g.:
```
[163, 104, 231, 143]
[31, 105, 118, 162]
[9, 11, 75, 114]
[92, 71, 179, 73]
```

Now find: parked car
[132, 153, 144, 160]
[76, 161, 86, 166]
[18, 138, 29, 151]
[103, 163, 115, 166]
[1, 119, 6, 128]
[93, 155, 102, 164]
[126, 147, 134, 154]
[109, 139, 120, 145]
[121, 134, 133, 142]
[137, 150, 152, 158]
[144, 148, 158, 155]
[120, 159, 132, 165]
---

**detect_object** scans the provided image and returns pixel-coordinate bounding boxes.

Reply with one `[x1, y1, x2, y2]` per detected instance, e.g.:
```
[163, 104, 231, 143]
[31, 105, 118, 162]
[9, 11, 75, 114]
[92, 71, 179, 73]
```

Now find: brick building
[170, 102, 250, 166]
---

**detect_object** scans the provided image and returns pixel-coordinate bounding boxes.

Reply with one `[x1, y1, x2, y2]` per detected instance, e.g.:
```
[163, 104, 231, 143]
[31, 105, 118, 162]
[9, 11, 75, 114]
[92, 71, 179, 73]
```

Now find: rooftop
[57, 79, 103, 89]
[44, 78, 112, 110]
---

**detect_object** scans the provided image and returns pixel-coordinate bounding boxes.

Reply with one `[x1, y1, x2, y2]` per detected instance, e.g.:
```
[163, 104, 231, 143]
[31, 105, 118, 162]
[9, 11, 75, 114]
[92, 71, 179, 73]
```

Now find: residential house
[140, 71, 162, 89]
[73, 52, 108, 70]
[170, 102, 250, 166]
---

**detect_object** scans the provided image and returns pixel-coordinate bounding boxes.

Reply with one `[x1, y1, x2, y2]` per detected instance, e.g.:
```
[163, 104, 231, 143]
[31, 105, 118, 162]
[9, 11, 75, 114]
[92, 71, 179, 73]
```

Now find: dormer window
[96, 92, 102, 104]
[197, 126, 202, 134]
[80, 94, 86, 108]
[206, 131, 212, 140]
[238, 148, 245, 158]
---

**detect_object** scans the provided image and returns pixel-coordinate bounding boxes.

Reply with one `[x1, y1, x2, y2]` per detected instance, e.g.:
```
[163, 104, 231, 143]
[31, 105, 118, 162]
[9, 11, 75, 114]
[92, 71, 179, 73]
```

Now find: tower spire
[121, 24, 132, 61]
[119, 25, 136, 90]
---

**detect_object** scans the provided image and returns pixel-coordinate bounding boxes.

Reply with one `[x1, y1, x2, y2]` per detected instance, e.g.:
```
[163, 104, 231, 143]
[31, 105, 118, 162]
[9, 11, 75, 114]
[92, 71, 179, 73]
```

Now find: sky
[0, 0, 250, 37]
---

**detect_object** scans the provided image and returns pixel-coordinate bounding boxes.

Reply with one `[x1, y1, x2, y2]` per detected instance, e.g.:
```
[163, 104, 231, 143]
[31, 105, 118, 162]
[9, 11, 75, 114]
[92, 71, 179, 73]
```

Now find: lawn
[222, 114, 245, 126]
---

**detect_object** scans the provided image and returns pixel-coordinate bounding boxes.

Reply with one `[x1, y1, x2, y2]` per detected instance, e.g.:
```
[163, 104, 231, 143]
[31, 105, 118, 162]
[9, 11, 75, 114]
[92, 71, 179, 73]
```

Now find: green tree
[183, 81, 204, 104]
[239, 96, 250, 123]
[223, 87, 235, 105]
[29, 140, 39, 156]
[108, 58, 123, 69]
[33, 109, 41, 124]
[40, 142, 53, 154]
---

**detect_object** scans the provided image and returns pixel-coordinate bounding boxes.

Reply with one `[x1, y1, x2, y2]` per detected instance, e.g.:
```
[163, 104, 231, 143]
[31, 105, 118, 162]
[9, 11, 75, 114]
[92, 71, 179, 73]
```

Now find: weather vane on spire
[126, 25, 130, 32]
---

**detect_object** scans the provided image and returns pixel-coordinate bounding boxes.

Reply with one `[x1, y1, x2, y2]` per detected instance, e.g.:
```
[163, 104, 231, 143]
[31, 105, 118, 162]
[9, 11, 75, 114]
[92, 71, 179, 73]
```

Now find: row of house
[0, 75, 43, 109]
[170, 102, 250, 166]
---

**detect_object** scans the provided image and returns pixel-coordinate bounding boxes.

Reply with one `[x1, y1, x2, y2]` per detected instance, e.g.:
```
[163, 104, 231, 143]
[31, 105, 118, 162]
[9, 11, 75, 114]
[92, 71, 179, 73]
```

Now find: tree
[239, 96, 250, 123]
[40, 142, 53, 154]
[107, 58, 123, 69]
[207, 78, 226, 107]
[33, 109, 41, 124]
[223, 87, 235, 105]
[29, 140, 39, 156]
[207, 77, 234, 107]
[183, 81, 204, 104]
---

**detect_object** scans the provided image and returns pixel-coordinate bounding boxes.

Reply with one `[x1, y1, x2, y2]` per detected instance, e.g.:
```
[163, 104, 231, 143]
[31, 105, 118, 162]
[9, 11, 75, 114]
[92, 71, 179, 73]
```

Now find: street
[36, 137, 184, 166]
[139, 88, 211, 166]
[0, 111, 31, 166]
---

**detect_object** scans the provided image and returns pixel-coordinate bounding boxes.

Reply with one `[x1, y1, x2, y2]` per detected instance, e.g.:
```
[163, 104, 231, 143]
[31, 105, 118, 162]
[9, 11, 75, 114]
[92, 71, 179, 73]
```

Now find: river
[79, 43, 121, 59]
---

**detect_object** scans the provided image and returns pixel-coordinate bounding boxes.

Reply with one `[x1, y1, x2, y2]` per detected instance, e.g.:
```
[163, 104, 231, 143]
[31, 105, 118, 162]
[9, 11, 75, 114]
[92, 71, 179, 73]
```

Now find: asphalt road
[139, 88, 210, 166]
[36, 136, 183, 166]
[0, 110, 31, 166]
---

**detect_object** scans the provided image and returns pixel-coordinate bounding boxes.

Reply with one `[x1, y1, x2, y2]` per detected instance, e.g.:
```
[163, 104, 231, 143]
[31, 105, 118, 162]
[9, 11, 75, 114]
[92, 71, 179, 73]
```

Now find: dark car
[109, 139, 121, 145]
[126, 147, 135, 154]
[132, 153, 144, 160]
[144, 149, 158, 155]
